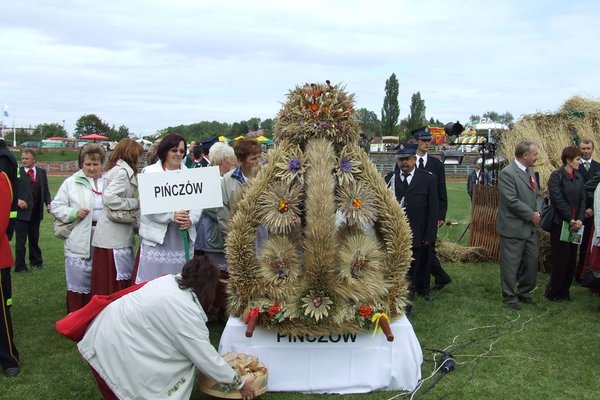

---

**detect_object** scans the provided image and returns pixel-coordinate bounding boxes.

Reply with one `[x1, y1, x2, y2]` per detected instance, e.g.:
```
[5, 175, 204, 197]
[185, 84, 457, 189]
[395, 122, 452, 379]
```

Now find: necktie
[402, 172, 410, 192]
[418, 158, 425, 170]
[584, 161, 590, 171]
[529, 170, 537, 191]
[27, 168, 36, 182]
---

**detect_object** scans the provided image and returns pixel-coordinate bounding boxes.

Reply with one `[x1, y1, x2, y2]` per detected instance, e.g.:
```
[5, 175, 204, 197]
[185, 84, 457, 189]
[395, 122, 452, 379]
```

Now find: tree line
[18, 75, 514, 145]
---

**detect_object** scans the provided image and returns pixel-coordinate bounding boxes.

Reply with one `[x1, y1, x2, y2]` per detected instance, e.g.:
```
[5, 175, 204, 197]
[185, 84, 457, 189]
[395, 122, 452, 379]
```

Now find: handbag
[581, 267, 600, 289]
[55, 281, 147, 342]
[53, 218, 80, 240]
[540, 198, 554, 232]
[105, 208, 139, 224]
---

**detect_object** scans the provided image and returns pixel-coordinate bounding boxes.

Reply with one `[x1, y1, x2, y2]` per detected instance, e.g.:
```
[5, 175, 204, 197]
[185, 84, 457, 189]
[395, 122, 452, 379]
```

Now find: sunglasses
[169, 148, 186, 154]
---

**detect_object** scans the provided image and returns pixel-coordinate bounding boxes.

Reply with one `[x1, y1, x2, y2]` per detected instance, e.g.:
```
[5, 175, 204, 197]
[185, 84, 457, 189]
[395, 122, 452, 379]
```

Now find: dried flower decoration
[274, 146, 305, 185]
[269, 257, 289, 279]
[351, 252, 369, 279]
[301, 291, 334, 322]
[356, 305, 374, 329]
[257, 182, 303, 234]
[336, 146, 362, 186]
[337, 181, 377, 227]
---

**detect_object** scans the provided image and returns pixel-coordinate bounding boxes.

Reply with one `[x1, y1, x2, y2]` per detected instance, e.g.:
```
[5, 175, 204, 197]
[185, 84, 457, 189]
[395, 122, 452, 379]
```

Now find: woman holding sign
[134, 134, 202, 284]
[91, 139, 144, 295]
[545, 146, 586, 302]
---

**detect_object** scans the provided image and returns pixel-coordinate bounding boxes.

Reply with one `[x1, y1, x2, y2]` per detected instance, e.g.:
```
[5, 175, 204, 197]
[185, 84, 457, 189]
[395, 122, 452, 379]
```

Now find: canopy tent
[46, 136, 68, 141]
[218, 135, 231, 142]
[79, 133, 109, 141]
[256, 135, 273, 144]
[233, 135, 246, 141]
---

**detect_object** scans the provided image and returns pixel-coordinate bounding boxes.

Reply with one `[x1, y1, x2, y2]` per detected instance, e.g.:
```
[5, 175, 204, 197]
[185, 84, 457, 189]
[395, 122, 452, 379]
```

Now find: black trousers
[14, 218, 43, 271]
[431, 248, 451, 285]
[408, 245, 433, 301]
[576, 216, 593, 280]
[0, 268, 19, 369]
[546, 223, 577, 300]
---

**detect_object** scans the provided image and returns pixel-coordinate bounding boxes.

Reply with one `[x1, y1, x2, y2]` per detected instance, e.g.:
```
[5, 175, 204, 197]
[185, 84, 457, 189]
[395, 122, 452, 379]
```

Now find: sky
[1, 0, 599, 137]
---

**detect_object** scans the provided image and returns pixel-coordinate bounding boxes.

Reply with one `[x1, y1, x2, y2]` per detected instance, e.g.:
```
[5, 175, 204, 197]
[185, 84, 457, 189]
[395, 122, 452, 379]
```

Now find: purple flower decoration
[300, 120, 306, 126]
[320, 121, 328, 129]
[288, 157, 302, 173]
[340, 156, 352, 173]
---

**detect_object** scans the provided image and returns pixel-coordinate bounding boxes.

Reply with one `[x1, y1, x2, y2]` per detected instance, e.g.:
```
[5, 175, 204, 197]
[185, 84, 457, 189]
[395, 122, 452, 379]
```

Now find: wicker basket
[197, 353, 268, 398]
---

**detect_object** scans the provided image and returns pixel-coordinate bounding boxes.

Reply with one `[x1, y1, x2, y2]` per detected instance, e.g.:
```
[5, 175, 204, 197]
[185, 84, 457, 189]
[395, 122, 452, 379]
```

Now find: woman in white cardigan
[134, 134, 201, 283]
[78, 257, 256, 400]
[51, 144, 105, 313]
[91, 139, 143, 295]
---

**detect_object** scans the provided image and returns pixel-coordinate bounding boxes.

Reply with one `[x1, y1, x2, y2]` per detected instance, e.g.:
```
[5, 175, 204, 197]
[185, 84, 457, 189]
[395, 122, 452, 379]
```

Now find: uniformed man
[385, 143, 438, 311]
[413, 127, 452, 291]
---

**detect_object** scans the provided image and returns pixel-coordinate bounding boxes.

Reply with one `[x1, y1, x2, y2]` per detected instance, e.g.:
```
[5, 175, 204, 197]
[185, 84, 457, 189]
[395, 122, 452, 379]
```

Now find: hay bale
[436, 237, 488, 264]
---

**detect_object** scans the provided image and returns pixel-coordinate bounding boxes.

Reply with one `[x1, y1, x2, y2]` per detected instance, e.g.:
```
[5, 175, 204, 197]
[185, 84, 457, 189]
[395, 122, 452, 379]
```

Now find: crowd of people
[2, 132, 600, 396]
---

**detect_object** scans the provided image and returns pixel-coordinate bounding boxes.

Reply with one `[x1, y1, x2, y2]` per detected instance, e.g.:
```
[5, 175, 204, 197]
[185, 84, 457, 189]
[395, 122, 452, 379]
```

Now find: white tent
[136, 138, 153, 150]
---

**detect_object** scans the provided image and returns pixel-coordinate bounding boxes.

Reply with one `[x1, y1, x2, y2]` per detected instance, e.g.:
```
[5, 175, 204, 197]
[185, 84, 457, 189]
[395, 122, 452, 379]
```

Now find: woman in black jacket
[546, 146, 586, 301]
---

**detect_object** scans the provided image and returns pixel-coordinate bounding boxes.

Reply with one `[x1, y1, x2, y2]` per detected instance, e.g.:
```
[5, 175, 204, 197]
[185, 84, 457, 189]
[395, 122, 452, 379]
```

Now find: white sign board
[138, 166, 223, 215]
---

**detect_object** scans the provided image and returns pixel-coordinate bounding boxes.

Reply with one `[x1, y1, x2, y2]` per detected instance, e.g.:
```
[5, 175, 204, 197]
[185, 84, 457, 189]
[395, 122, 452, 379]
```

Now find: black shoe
[14, 269, 31, 274]
[433, 279, 451, 291]
[506, 302, 521, 310]
[519, 297, 536, 305]
[32, 264, 46, 269]
[4, 367, 20, 377]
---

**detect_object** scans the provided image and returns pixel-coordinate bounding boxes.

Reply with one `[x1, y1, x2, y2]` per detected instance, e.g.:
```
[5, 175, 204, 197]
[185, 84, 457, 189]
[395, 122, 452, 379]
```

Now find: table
[218, 316, 422, 394]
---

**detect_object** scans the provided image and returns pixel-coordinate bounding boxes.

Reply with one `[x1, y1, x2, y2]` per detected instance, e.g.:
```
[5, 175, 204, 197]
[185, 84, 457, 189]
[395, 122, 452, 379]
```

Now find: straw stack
[499, 96, 600, 189]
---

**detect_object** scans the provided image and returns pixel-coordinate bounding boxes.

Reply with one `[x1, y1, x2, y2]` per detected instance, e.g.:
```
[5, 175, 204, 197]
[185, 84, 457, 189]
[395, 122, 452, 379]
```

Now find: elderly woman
[78, 257, 256, 400]
[545, 146, 586, 302]
[51, 144, 106, 312]
[134, 133, 201, 283]
[91, 139, 144, 295]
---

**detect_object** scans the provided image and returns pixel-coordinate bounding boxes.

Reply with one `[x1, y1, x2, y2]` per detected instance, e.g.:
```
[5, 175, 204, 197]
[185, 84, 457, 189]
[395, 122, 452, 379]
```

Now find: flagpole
[13, 122, 16, 147]
[1, 101, 4, 140]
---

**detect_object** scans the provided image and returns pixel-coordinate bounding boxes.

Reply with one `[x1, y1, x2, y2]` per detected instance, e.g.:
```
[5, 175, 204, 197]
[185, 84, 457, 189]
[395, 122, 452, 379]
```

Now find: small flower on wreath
[337, 181, 377, 227]
[350, 252, 369, 279]
[274, 147, 305, 185]
[264, 300, 286, 323]
[336, 148, 362, 186]
[301, 291, 334, 322]
[356, 305, 374, 329]
[257, 182, 303, 234]
[269, 257, 289, 279]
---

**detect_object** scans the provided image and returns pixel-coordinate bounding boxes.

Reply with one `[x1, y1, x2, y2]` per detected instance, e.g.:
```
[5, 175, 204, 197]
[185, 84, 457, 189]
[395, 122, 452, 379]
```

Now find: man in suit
[497, 140, 541, 309]
[575, 139, 600, 281]
[467, 159, 491, 198]
[413, 127, 452, 291]
[14, 149, 52, 273]
[385, 143, 438, 308]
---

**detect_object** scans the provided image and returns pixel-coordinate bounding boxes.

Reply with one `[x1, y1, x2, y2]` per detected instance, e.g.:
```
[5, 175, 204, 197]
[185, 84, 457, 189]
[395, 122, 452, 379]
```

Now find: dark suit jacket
[385, 168, 438, 247]
[548, 167, 586, 225]
[579, 159, 600, 208]
[496, 161, 541, 239]
[467, 168, 491, 197]
[16, 166, 51, 221]
[422, 155, 447, 221]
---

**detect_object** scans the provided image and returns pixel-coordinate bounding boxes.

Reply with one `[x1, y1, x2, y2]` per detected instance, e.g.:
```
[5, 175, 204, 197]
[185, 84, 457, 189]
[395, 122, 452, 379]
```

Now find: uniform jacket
[51, 170, 99, 258]
[78, 274, 242, 400]
[0, 140, 18, 219]
[547, 167, 586, 225]
[579, 159, 600, 208]
[16, 165, 51, 221]
[92, 160, 139, 249]
[0, 171, 14, 269]
[422, 154, 448, 221]
[385, 168, 439, 247]
[138, 161, 201, 246]
[496, 161, 541, 239]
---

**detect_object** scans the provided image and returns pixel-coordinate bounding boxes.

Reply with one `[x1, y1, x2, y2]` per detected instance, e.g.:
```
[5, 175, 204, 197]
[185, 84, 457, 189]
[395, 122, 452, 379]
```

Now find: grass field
[11, 149, 79, 162]
[3, 178, 599, 399]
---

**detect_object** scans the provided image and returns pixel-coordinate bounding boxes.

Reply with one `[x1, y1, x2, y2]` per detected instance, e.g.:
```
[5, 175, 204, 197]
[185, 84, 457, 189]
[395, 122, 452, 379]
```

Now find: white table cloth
[218, 316, 422, 394]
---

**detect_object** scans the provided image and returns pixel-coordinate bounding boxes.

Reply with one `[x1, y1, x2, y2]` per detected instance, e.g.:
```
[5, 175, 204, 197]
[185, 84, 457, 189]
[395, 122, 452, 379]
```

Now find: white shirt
[416, 154, 428, 168]
[24, 166, 36, 178]
[514, 159, 528, 173]
[400, 168, 416, 185]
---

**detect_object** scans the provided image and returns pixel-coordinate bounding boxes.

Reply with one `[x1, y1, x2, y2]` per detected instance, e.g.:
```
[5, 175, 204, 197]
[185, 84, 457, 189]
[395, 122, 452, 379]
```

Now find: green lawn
[11, 149, 79, 162]
[3, 179, 599, 399]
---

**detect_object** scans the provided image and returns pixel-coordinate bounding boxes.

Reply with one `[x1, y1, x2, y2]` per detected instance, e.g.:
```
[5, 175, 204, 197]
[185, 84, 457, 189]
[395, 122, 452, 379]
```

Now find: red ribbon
[244, 307, 260, 324]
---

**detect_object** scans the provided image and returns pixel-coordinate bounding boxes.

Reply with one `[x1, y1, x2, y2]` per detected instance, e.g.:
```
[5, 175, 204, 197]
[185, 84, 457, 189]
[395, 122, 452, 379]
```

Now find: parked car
[20, 141, 42, 148]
